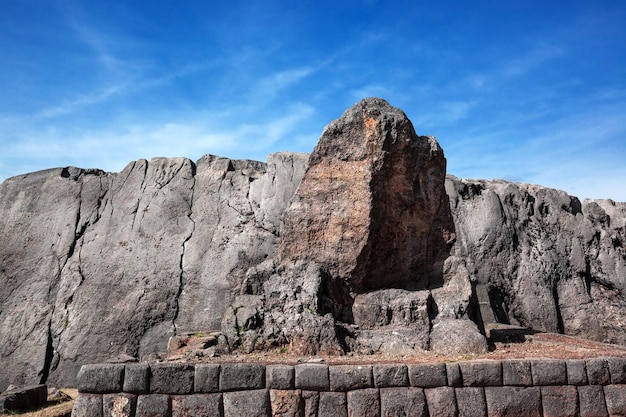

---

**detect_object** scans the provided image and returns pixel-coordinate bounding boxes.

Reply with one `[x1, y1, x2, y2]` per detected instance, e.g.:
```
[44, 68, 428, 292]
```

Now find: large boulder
[278, 97, 455, 292]
[223, 98, 485, 355]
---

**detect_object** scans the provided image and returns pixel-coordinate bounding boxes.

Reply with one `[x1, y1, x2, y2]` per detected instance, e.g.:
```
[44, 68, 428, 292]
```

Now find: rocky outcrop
[0, 153, 308, 391]
[279, 98, 455, 292]
[222, 98, 485, 356]
[1, 97, 625, 392]
[447, 177, 626, 343]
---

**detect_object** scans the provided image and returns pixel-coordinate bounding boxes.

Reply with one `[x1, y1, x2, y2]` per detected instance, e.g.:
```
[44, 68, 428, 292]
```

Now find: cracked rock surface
[1, 98, 626, 391]
[0, 153, 307, 390]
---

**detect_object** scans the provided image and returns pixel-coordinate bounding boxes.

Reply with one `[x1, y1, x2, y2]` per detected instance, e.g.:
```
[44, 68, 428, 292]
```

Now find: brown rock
[278, 98, 455, 293]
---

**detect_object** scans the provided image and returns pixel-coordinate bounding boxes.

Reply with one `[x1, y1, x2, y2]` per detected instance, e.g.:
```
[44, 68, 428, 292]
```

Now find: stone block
[485, 386, 541, 417]
[408, 363, 447, 387]
[223, 389, 269, 417]
[329, 365, 373, 391]
[302, 390, 319, 417]
[608, 357, 626, 384]
[566, 359, 588, 385]
[318, 392, 347, 417]
[71, 393, 103, 417]
[502, 360, 532, 386]
[194, 364, 220, 393]
[425, 386, 457, 417]
[459, 361, 502, 387]
[541, 386, 578, 417]
[586, 358, 611, 385]
[379, 387, 428, 417]
[136, 394, 171, 417]
[124, 363, 150, 394]
[220, 363, 265, 391]
[171, 393, 222, 417]
[295, 364, 329, 391]
[77, 364, 125, 393]
[455, 387, 487, 417]
[270, 389, 302, 417]
[0, 384, 47, 413]
[604, 385, 626, 416]
[267, 365, 295, 389]
[373, 364, 409, 387]
[530, 359, 567, 386]
[151, 364, 195, 394]
[347, 388, 380, 417]
[103, 393, 136, 417]
[577, 385, 607, 417]
[446, 362, 462, 387]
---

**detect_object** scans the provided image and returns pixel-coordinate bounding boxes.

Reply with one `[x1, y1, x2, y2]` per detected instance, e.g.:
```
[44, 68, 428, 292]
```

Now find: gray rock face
[0, 153, 308, 390]
[1, 97, 626, 391]
[446, 177, 626, 343]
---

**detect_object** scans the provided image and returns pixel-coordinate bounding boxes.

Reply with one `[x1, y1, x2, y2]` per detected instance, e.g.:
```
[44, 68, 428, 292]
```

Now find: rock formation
[447, 178, 626, 342]
[0, 98, 625, 391]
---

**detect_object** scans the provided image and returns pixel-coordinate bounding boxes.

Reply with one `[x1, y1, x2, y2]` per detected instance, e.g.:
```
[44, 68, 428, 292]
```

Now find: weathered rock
[2, 97, 626, 391]
[279, 97, 455, 293]
[446, 176, 626, 343]
[0, 152, 307, 389]
[0, 384, 48, 413]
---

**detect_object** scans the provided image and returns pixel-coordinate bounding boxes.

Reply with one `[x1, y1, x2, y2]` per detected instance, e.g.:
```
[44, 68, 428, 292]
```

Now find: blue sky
[1, 1, 625, 201]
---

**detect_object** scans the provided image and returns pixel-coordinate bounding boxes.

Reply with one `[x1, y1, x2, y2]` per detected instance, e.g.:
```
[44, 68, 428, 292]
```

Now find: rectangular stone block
[347, 388, 379, 417]
[329, 365, 373, 391]
[151, 364, 195, 394]
[270, 389, 302, 417]
[531, 359, 567, 386]
[408, 363, 447, 387]
[577, 385, 607, 417]
[586, 358, 611, 385]
[604, 385, 626, 416]
[194, 364, 220, 393]
[77, 364, 125, 393]
[446, 362, 462, 387]
[295, 364, 329, 391]
[425, 386, 457, 417]
[541, 386, 578, 417]
[485, 386, 541, 417]
[318, 392, 347, 417]
[302, 390, 319, 417]
[171, 393, 222, 417]
[373, 364, 409, 388]
[608, 357, 626, 384]
[267, 365, 295, 389]
[459, 361, 502, 387]
[223, 389, 269, 417]
[566, 359, 588, 385]
[71, 393, 103, 417]
[502, 360, 532, 386]
[455, 387, 487, 417]
[124, 363, 150, 394]
[136, 394, 171, 417]
[379, 387, 427, 417]
[103, 393, 137, 417]
[220, 363, 265, 391]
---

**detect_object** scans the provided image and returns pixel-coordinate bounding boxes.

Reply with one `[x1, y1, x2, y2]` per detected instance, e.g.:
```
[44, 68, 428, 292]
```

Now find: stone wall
[72, 358, 626, 416]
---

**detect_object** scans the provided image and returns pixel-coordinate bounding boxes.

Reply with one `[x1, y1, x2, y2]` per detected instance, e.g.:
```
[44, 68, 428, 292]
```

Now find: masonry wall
[71, 358, 626, 417]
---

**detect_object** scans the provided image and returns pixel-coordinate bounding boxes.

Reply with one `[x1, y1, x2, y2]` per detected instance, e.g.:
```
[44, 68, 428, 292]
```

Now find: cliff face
[1, 98, 625, 391]
[0, 153, 308, 390]
[447, 177, 626, 342]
